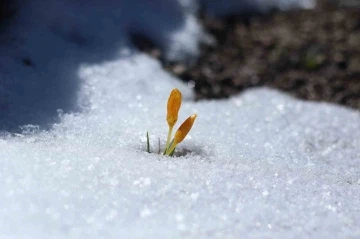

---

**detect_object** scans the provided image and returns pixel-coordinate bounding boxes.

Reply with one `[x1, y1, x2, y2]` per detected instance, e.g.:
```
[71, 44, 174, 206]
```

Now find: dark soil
[134, 3, 360, 109]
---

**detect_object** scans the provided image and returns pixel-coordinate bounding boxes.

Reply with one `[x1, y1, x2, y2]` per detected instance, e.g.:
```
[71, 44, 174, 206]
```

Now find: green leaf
[146, 131, 150, 153]
[169, 148, 175, 157]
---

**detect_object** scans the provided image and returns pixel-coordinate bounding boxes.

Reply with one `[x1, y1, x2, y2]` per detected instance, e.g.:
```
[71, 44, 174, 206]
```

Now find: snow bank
[0, 0, 206, 131]
[1, 53, 359, 238]
[1, 0, 359, 238]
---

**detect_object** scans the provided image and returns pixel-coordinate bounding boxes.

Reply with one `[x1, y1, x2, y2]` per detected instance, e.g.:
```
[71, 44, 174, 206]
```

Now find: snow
[0, 0, 359, 238]
[200, 0, 315, 16]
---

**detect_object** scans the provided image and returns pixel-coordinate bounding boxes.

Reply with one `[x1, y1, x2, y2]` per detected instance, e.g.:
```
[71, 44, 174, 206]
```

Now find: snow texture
[1, 0, 360, 238]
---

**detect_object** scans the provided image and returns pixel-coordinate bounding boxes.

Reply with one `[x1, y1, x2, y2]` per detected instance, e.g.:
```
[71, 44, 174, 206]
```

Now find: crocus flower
[146, 88, 197, 156]
[165, 88, 182, 150]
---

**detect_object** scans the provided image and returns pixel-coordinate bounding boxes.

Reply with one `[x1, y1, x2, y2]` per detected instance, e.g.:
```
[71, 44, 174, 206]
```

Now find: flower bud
[174, 114, 197, 144]
[166, 88, 182, 128]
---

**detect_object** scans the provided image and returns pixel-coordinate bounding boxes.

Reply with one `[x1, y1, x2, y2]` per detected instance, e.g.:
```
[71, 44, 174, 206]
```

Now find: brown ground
[135, 3, 360, 109]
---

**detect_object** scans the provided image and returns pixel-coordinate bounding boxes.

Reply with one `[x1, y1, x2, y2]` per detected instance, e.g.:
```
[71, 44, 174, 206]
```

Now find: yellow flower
[166, 88, 182, 128]
[174, 114, 197, 144]
[165, 88, 182, 151]
[165, 114, 197, 155]
[146, 88, 197, 156]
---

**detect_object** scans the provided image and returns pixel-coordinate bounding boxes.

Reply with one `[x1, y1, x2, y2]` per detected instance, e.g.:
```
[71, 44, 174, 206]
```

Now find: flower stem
[165, 140, 177, 156]
[164, 126, 173, 153]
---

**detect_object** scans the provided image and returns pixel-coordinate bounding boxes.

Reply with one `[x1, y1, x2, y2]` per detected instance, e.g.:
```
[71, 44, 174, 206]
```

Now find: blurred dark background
[1, 0, 359, 110]
[0, 0, 16, 27]
[137, 0, 360, 109]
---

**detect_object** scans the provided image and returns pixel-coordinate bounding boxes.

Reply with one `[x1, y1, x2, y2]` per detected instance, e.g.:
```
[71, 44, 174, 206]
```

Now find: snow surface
[199, 0, 315, 16]
[1, 0, 360, 238]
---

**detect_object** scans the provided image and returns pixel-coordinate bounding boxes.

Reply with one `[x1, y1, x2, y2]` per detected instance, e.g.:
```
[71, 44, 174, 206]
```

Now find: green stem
[164, 126, 173, 153]
[165, 141, 177, 156]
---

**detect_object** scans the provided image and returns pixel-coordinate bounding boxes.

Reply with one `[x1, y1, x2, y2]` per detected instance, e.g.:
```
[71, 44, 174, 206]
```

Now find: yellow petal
[174, 114, 197, 144]
[166, 88, 182, 128]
